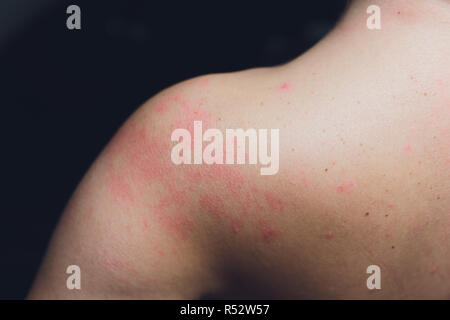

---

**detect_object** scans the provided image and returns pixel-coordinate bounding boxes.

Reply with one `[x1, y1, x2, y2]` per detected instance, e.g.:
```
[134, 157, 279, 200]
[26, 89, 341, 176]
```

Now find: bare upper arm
[27, 77, 226, 299]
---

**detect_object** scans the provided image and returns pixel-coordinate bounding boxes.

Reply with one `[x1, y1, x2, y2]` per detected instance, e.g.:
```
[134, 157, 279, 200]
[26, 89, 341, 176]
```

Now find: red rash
[403, 144, 413, 153]
[264, 191, 287, 212]
[278, 82, 291, 91]
[336, 181, 356, 193]
[104, 92, 286, 243]
[258, 217, 281, 243]
[325, 230, 334, 239]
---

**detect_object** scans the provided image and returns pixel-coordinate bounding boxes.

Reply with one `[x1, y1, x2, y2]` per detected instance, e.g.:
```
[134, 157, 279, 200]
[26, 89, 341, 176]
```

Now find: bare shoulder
[28, 60, 450, 299]
[26, 72, 253, 299]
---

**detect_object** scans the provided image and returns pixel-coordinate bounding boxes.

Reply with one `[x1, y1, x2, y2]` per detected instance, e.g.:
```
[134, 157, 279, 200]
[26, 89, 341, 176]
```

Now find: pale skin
[28, 0, 450, 299]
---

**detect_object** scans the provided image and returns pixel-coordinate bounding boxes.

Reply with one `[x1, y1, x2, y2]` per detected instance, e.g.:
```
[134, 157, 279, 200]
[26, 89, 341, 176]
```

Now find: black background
[0, 0, 348, 299]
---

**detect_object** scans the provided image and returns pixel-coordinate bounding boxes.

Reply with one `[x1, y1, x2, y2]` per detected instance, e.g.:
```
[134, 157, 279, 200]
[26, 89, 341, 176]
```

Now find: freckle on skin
[365, 212, 370, 217]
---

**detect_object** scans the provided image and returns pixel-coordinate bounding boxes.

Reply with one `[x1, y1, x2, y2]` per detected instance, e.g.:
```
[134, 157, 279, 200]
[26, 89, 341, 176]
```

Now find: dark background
[0, 0, 348, 299]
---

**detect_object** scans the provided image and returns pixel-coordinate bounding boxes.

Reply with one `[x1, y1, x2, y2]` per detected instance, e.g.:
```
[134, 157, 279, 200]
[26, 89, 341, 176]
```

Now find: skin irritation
[102, 83, 291, 246]
[278, 82, 291, 91]
[336, 181, 356, 194]
[102, 32, 450, 283]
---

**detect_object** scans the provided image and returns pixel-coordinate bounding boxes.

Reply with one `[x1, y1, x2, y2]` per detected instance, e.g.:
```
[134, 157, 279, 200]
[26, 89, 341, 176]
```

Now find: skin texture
[29, 0, 450, 299]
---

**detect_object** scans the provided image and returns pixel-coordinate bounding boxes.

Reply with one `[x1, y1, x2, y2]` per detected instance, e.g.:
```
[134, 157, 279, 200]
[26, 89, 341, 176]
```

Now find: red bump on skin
[325, 230, 334, 239]
[85, 205, 94, 219]
[430, 265, 438, 275]
[264, 191, 287, 212]
[249, 186, 266, 211]
[154, 101, 170, 115]
[142, 218, 149, 230]
[155, 190, 188, 210]
[153, 206, 194, 240]
[336, 181, 356, 193]
[199, 193, 228, 222]
[258, 217, 280, 243]
[98, 248, 139, 283]
[155, 247, 165, 258]
[174, 99, 213, 135]
[289, 170, 309, 187]
[105, 166, 135, 209]
[198, 78, 210, 87]
[278, 82, 290, 90]
[404, 144, 413, 153]
[231, 218, 243, 234]
[199, 191, 245, 234]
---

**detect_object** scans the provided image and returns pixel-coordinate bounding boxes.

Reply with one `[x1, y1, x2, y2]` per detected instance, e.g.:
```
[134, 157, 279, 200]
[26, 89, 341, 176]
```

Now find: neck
[288, 0, 450, 99]
[340, 0, 450, 30]
[300, 0, 450, 65]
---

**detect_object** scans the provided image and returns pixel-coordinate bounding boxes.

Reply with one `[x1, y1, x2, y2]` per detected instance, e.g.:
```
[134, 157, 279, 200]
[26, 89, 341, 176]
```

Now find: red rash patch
[103, 94, 214, 240]
[258, 217, 281, 243]
[104, 93, 290, 243]
[325, 230, 334, 239]
[336, 181, 356, 193]
[278, 82, 290, 91]
[404, 144, 413, 153]
[199, 193, 228, 222]
[264, 191, 287, 212]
